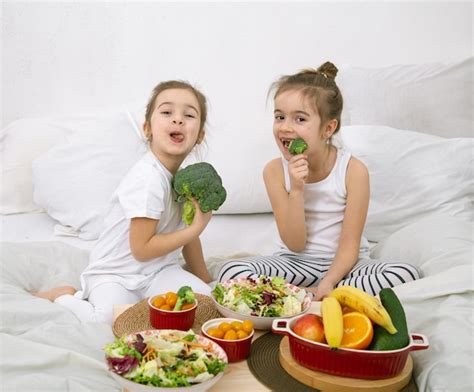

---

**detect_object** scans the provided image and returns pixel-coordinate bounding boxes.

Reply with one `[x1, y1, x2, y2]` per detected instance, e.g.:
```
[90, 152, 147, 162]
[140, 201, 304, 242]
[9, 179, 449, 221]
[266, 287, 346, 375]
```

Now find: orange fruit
[218, 322, 232, 333]
[152, 296, 166, 308]
[236, 330, 249, 339]
[231, 321, 243, 331]
[242, 320, 254, 333]
[207, 328, 224, 339]
[159, 304, 172, 311]
[340, 312, 374, 350]
[165, 292, 178, 307]
[224, 329, 238, 340]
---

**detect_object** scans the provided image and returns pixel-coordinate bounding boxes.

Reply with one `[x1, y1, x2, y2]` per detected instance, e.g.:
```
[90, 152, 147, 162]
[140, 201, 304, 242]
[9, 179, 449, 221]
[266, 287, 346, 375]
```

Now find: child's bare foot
[32, 286, 76, 301]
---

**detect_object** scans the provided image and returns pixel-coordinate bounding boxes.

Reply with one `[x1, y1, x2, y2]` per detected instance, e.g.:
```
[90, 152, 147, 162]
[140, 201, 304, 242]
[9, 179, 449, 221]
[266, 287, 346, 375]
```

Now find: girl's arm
[129, 199, 212, 262]
[182, 238, 212, 283]
[313, 158, 370, 300]
[263, 157, 308, 252]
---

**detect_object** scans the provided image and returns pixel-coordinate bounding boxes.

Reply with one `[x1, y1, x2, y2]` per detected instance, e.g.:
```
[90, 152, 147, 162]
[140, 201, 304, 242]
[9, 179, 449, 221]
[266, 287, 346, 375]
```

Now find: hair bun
[317, 61, 338, 80]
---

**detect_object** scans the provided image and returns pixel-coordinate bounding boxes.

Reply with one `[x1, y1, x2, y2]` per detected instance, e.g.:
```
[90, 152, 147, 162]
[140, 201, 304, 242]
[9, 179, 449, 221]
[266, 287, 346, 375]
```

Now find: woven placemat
[247, 334, 419, 392]
[113, 293, 221, 337]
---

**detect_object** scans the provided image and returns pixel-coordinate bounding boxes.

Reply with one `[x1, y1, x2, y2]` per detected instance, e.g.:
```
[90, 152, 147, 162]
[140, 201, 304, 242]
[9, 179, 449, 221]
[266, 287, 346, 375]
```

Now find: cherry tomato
[242, 320, 254, 333]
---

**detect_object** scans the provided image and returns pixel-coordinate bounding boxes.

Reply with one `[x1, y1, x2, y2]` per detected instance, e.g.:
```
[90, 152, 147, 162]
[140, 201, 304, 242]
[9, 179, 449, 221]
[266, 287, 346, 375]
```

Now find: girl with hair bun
[217, 62, 421, 300]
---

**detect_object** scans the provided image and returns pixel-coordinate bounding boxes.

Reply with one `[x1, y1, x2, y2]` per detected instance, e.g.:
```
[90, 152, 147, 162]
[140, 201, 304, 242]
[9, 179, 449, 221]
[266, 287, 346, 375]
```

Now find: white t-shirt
[277, 148, 370, 260]
[79, 150, 184, 298]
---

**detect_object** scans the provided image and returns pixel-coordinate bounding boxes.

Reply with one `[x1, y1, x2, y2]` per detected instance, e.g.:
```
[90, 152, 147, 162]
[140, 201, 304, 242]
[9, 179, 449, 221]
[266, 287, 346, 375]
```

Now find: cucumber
[369, 288, 410, 351]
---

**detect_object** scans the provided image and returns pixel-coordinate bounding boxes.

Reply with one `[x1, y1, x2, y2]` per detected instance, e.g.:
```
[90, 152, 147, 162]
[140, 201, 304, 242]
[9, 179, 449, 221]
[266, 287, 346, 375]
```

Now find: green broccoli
[288, 138, 308, 155]
[173, 286, 196, 311]
[172, 162, 227, 225]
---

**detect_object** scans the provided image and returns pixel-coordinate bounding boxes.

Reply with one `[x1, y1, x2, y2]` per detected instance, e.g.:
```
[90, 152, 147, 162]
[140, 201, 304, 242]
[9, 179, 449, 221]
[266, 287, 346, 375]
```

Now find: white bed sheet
[1, 212, 472, 391]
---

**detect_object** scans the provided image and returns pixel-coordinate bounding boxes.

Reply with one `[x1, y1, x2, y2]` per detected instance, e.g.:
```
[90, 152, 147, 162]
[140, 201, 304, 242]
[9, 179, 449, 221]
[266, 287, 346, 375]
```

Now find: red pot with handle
[272, 316, 429, 380]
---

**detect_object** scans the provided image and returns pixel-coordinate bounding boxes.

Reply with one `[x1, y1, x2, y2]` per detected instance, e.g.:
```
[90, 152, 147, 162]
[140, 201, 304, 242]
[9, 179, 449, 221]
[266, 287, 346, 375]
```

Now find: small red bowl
[201, 318, 254, 362]
[272, 315, 429, 380]
[148, 296, 198, 331]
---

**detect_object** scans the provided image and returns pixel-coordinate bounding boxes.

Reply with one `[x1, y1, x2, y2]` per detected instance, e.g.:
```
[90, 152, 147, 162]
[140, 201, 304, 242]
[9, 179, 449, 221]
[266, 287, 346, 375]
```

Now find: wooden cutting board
[279, 337, 413, 392]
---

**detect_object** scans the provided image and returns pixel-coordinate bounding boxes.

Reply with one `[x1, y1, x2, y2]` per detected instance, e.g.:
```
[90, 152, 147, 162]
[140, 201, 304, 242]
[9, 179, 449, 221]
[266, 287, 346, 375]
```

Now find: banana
[330, 286, 398, 334]
[321, 297, 344, 348]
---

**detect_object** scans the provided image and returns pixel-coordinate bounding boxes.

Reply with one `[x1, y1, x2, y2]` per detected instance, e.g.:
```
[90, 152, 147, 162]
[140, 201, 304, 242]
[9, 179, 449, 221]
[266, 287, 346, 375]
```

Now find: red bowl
[272, 315, 429, 380]
[148, 296, 197, 331]
[201, 318, 254, 362]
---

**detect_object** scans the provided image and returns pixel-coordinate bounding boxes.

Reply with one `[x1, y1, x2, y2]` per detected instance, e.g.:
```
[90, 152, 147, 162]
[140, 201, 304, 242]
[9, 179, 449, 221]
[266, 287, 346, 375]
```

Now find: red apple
[292, 314, 325, 343]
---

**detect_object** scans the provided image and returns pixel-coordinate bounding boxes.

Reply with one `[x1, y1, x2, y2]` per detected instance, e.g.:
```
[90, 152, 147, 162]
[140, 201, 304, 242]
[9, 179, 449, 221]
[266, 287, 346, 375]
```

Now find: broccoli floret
[172, 162, 227, 225]
[288, 138, 308, 155]
[173, 286, 196, 311]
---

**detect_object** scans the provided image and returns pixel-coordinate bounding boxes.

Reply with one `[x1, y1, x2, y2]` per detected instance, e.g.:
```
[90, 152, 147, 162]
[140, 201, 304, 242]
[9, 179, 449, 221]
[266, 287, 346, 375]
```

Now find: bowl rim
[201, 317, 255, 342]
[108, 370, 225, 391]
[211, 277, 311, 319]
[148, 296, 198, 313]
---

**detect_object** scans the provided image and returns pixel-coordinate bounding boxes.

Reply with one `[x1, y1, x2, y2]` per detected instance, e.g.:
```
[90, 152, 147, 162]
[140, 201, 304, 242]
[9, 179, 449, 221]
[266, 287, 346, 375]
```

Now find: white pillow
[1, 118, 70, 214]
[339, 125, 473, 242]
[338, 57, 473, 138]
[0, 110, 147, 214]
[32, 110, 148, 240]
[370, 212, 473, 276]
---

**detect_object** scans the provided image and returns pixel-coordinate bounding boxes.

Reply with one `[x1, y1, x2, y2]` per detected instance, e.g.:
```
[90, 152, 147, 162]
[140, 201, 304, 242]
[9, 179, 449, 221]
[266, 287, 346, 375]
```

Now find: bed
[1, 59, 473, 391]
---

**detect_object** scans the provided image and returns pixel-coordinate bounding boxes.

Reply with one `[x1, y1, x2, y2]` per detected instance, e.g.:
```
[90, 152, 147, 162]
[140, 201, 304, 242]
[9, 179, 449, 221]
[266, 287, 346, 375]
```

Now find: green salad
[212, 275, 306, 317]
[104, 330, 227, 388]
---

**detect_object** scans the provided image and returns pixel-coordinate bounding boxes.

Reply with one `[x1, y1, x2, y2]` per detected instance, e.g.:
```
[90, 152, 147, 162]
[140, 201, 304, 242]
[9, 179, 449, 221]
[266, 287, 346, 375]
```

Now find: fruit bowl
[148, 295, 197, 330]
[272, 315, 429, 379]
[201, 318, 254, 362]
[211, 276, 312, 330]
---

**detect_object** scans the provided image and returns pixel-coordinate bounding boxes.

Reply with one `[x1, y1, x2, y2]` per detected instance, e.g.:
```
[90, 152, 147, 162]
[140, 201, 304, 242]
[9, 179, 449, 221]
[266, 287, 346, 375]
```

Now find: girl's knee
[217, 260, 254, 282]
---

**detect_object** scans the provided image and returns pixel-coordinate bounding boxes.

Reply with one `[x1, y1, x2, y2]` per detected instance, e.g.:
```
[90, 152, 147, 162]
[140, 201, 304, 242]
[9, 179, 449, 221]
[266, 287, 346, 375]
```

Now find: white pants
[55, 264, 211, 325]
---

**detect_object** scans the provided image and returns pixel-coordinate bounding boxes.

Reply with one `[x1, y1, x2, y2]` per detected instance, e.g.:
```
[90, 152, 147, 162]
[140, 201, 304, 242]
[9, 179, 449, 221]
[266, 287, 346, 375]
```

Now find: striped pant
[216, 252, 421, 296]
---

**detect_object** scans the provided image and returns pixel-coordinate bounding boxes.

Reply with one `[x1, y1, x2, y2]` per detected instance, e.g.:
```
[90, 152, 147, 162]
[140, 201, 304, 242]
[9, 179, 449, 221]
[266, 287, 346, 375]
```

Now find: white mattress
[0, 212, 279, 257]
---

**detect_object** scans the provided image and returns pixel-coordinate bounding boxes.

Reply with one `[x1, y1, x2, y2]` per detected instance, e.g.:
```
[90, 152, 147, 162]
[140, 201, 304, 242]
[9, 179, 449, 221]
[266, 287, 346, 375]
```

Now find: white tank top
[277, 148, 370, 259]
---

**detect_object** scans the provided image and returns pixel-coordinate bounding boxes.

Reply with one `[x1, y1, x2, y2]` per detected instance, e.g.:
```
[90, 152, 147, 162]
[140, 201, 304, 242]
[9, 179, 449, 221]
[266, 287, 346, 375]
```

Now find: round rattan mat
[247, 334, 418, 392]
[113, 293, 221, 337]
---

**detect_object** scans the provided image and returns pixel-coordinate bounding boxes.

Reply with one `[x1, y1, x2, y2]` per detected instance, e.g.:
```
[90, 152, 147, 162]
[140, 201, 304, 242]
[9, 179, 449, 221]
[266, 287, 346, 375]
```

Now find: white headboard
[3, 2, 472, 128]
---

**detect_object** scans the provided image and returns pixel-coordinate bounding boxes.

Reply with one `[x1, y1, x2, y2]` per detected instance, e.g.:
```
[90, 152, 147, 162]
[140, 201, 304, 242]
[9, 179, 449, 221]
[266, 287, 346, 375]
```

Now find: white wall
[2, 1, 472, 128]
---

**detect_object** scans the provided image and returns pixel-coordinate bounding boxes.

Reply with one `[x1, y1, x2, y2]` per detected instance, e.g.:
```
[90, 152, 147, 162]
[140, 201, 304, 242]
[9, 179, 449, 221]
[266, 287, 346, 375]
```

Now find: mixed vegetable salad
[104, 330, 227, 388]
[212, 276, 306, 317]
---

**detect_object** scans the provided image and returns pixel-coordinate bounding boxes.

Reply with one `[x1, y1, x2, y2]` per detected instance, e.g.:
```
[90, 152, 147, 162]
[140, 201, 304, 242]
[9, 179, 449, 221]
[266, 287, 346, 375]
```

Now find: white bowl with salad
[104, 329, 227, 392]
[211, 276, 312, 330]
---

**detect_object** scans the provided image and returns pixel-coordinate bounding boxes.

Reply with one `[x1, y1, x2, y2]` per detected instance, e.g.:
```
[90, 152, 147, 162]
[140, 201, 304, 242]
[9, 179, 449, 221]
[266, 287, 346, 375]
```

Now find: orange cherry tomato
[237, 330, 249, 339]
[207, 328, 224, 339]
[152, 296, 166, 308]
[231, 321, 243, 331]
[165, 292, 178, 307]
[181, 302, 195, 310]
[159, 304, 172, 310]
[218, 322, 232, 333]
[224, 329, 238, 340]
[242, 320, 254, 333]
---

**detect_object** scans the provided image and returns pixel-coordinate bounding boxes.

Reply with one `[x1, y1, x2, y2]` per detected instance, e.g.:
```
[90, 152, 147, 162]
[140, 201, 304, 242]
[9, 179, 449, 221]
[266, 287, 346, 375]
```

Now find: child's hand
[313, 279, 335, 301]
[288, 154, 308, 191]
[189, 198, 212, 234]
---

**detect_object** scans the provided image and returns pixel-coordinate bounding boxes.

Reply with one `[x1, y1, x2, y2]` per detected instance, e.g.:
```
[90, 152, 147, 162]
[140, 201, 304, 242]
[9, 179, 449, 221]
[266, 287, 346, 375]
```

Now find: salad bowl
[211, 276, 312, 330]
[105, 329, 228, 392]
